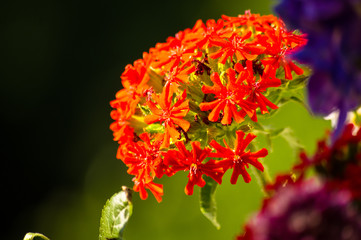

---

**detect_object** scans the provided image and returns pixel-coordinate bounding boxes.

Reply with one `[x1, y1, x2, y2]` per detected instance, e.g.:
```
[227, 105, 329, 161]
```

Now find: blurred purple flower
[239, 179, 361, 240]
[275, 0, 361, 137]
[275, 0, 356, 32]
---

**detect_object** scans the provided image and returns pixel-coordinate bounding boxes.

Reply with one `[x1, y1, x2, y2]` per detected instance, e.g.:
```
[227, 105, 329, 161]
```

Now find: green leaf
[138, 104, 151, 116]
[187, 78, 205, 104]
[145, 123, 164, 134]
[253, 126, 304, 153]
[200, 176, 220, 229]
[99, 186, 133, 240]
[268, 128, 285, 138]
[278, 127, 304, 151]
[148, 69, 164, 93]
[187, 120, 208, 148]
[287, 75, 308, 89]
[23, 233, 50, 240]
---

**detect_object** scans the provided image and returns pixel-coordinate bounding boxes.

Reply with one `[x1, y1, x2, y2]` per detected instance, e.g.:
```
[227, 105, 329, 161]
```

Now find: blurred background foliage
[2, 0, 330, 239]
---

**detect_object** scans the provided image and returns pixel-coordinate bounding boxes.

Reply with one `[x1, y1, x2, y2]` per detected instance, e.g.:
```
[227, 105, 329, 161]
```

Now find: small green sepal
[23, 233, 50, 240]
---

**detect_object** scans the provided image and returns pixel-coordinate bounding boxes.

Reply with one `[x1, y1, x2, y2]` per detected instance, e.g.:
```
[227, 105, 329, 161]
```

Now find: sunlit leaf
[99, 186, 133, 240]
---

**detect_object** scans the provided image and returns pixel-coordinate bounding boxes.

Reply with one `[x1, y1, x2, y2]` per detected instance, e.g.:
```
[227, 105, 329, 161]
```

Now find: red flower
[109, 102, 136, 159]
[292, 124, 361, 201]
[121, 133, 167, 202]
[121, 52, 151, 88]
[222, 10, 262, 27]
[265, 173, 297, 193]
[209, 31, 266, 64]
[163, 64, 196, 93]
[151, 38, 199, 72]
[261, 28, 305, 80]
[110, 53, 151, 114]
[185, 18, 233, 49]
[235, 61, 281, 121]
[333, 123, 361, 147]
[164, 141, 225, 195]
[109, 103, 134, 140]
[293, 140, 329, 172]
[326, 164, 361, 200]
[209, 130, 268, 184]
[133, 178, 164, 203]
[122, 133, 163, 183]
[144, 85, 190, 148]
[199, 69, 256, 125]
[223, 10, 284, 35]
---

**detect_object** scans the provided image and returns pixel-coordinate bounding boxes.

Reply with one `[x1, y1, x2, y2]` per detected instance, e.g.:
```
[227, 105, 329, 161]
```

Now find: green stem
[251, 166, 272, 197]
[248, 143, 272, 197]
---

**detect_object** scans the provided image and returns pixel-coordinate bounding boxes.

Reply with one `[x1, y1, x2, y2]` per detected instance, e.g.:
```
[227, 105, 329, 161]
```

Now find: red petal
[289, 61, 304, 75]
[219, 50, 232, 64]
[230, 165, 242, 184]
[185, 183, 194, 195]
[283, 63, 292, 80]
[209, 50, 224, 60]
[171, 117, 190, 132]
[146, 182, 164, 203]
[221, 103, 232, 125]
[166, 123, 180, 140]
[240, 167, 252, 183]
[231, 104, 245, 123]
[144, 114, 161, 124]
[209, 140, 234, 157]
[208, 100, 226, 122]
[175, 141, 188, 157]
[199, 99, 221, 111]
[259, 93, 278, 110]
[251, 148, 268, 159]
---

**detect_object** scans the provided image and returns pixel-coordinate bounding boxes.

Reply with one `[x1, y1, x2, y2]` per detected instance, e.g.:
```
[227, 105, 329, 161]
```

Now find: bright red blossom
[122, 133, 165, 202]
[144, 85, 190, 148]
[185, 18, 233, 49]
[109, 102, 136, 159]
[123, 134, 161, 178]
[199, 69, 256, 125]
[164, 141, 225, 195]
[261, 28, 306, 80]
[163, 64, 196, 93]
[276, 124, 361, 201]
[222, 10, 281, 31]
[235, 61, 281, 120]
[151, 38, 200, 72]
[209, 31, 266, 64]
[109, 103, 133, 141]
[110, 53, 151, 115]
[133, 178, 164, 203]
[210, 131, 268, 184]
[120, 53, 150, 88]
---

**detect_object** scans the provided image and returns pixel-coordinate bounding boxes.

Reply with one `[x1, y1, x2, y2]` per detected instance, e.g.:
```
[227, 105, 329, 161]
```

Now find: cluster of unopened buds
[110, 10, 307, 202]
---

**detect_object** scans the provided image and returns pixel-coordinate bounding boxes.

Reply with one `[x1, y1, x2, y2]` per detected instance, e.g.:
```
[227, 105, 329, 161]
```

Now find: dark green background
[2, 1, 330, 239]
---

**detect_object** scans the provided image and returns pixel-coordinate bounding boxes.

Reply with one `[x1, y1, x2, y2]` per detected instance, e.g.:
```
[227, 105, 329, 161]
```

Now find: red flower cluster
[296, 124, 361, 200]
[110, 11, 306, 202]
[239, 124, 361, 240]
[266, 123, 361, 200]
